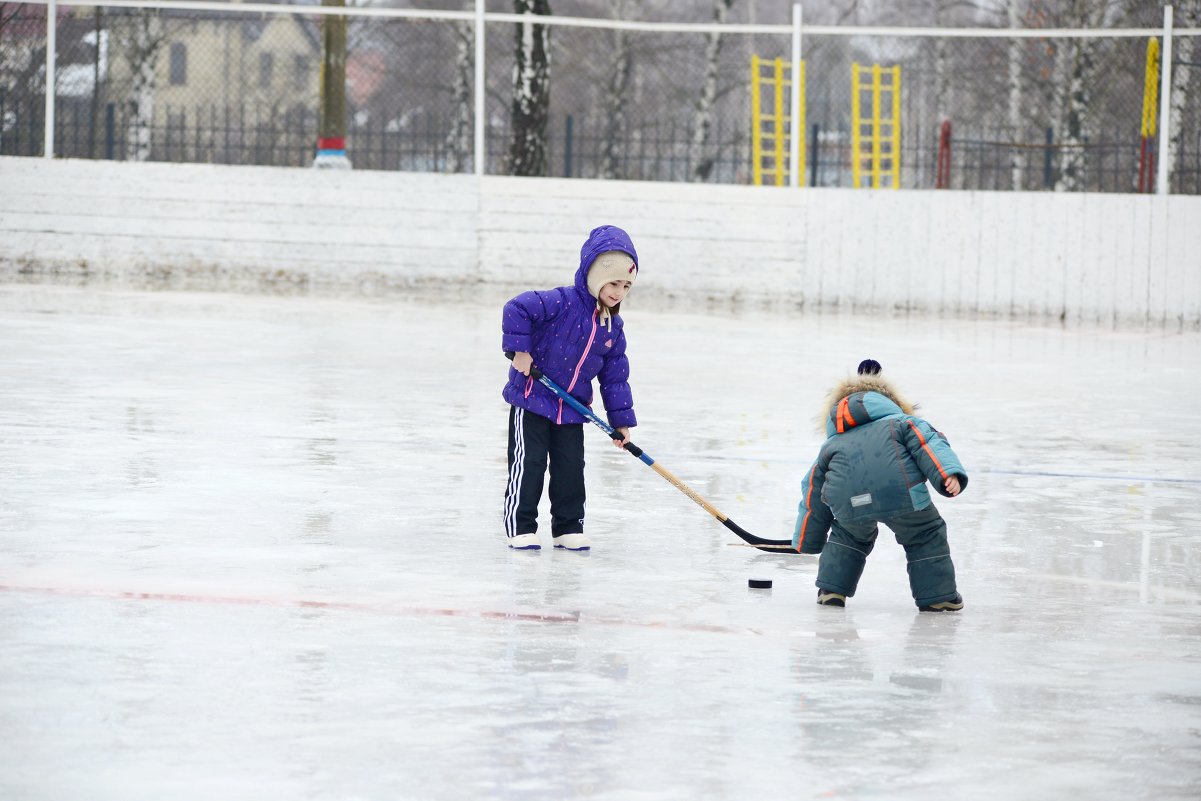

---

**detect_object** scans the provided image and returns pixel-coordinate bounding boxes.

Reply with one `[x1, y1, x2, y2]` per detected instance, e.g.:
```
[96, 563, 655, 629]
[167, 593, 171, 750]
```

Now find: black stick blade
[722, 519, 799, 554]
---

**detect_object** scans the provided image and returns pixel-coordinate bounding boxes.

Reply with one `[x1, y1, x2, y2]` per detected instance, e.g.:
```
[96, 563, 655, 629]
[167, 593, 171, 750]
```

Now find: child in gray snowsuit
[792, 359, 968, 611]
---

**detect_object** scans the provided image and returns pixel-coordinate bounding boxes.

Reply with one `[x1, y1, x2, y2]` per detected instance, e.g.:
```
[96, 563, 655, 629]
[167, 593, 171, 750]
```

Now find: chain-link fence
[0, 4, 472, 169]
[796, 32, 1194, 193]
[2, 1, 1198, 193]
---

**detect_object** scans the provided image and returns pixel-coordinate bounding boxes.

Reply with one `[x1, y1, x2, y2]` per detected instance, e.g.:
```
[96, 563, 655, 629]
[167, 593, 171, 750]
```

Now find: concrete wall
[2, 156, 1198, 326]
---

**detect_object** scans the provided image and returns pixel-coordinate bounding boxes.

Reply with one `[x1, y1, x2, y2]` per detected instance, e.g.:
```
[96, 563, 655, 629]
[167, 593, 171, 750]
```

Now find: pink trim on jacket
[559, 309, 599, 424]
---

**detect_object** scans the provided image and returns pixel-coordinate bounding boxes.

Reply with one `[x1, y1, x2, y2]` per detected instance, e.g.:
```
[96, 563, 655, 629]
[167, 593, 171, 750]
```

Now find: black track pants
[504, 406, 586, 538]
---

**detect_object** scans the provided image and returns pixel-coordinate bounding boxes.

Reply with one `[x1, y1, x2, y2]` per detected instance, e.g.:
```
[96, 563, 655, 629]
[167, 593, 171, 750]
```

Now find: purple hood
[573, 225, 639, 293]
[501, 225, 639, 428]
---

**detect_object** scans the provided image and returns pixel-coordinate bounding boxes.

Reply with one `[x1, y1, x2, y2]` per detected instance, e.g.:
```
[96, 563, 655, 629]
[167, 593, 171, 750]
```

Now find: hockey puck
[748, 578, 772, 589]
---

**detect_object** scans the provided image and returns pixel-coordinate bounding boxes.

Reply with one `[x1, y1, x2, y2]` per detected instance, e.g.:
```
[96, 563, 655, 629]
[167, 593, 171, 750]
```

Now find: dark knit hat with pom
[857, 359, 882, 376]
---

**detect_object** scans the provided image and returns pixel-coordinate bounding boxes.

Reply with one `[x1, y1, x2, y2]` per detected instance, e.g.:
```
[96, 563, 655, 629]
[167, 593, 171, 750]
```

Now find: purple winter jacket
[501, 225, 638, 429]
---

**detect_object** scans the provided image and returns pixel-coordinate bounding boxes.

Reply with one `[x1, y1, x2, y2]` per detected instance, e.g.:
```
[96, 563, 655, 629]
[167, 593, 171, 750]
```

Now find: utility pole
[314, 0, 351, 168]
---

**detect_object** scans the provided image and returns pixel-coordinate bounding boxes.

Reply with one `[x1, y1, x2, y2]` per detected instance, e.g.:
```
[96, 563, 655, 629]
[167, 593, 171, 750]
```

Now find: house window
[169, 42, 187, 86]
[259, 53, 274, 88]
[293, 55, 310, 91]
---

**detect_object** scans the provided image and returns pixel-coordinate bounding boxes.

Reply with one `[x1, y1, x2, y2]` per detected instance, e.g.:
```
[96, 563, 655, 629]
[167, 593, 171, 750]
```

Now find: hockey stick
[505, 352, 797, 554]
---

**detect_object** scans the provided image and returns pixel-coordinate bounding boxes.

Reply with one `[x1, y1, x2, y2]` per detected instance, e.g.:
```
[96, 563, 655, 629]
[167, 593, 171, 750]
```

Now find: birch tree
[445, 21, 473, 173]
[111, 9, 169, 162]
[930, 0, 957, 123]
[507, 0, 551, 177]
[689, 0, 734, 182]
[1168, 0, 1199, 187]
[1006, 0, 1027, 189]
[1052, 0, 1115, 191]
[926, 0, 957, 189]
[598, 0, 632, 180]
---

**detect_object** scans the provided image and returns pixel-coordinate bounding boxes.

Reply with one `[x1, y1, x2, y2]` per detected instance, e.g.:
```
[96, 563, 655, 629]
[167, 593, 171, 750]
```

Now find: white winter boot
[508, 533, 541, 550]
[553, 533, 591, 551]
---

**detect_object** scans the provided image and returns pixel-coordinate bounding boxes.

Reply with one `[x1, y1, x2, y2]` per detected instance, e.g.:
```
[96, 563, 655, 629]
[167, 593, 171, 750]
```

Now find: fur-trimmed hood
[820, 373, 917, 434]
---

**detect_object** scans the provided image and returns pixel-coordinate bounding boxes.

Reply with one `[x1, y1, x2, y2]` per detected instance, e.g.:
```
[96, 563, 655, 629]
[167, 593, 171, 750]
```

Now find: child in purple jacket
[501, 225, 640, 551]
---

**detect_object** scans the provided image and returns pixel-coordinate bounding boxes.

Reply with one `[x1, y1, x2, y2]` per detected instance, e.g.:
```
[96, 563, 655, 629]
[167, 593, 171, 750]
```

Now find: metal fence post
[1043, 127, 1054, 188]
[43, 0, 56, 158]
[474, 0, 485, 176]
[104, 103, 114, 160]
[564, 114, 573, 177]
[809, 122, 819, 186]
[789, 3, 802, 188]
[1156, 5, 1174, 195]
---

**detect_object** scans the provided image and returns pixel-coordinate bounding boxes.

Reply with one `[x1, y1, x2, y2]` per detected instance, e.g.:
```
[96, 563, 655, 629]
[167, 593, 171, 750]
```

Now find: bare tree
[0, 1, 25, 37]
[598, 0, 632, 179]
[106, 8, 188, 162]
[689, 0, 734, 182]
[445, 21, 473, 172]
[1051, 43, 1084, 187]
[1006, 0, 1027, 189]
[929, 0, 962, 122]
[507, 0, 552, 177]
[1168, 0, 1199, 187]
[1052, 0, 1120, 191]
[0, 3, 45, 100]
[315, 0, 350, 168]
[88, 7, 105, 159]
[110, 9, 166, 162]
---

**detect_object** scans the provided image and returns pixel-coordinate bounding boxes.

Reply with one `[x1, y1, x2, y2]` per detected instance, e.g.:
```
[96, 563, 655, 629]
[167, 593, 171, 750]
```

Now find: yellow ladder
[851, 63, 901, 189]
[751, 55, 805, 186]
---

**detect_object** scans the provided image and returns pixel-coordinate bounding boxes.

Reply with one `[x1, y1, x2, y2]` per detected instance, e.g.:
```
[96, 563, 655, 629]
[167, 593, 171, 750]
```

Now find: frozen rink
[1, 282, 1199, 801]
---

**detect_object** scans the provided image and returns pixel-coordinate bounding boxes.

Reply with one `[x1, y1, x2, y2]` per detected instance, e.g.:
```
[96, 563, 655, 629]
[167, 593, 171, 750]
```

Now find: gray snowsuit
[792, 374, 968, 608]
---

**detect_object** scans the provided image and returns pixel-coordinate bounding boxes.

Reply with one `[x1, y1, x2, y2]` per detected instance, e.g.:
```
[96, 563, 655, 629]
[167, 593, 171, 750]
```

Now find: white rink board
[1, 156, 1199, 326]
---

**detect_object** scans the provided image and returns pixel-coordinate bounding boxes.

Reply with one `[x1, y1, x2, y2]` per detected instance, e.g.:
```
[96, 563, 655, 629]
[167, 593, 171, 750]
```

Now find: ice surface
[1, 284, 1198, 801]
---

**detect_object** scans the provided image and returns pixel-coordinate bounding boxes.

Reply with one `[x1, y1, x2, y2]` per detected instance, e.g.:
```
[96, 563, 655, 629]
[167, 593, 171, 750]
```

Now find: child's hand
[612, 428, 631, 449]
[511, 351, 533, 376]
[944, 476, 961, 496]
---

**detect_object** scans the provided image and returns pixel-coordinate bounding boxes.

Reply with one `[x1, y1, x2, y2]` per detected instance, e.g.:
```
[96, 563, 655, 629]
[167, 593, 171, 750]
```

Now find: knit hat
[587, 251, 638, 299]
[587, 250, 638, 330]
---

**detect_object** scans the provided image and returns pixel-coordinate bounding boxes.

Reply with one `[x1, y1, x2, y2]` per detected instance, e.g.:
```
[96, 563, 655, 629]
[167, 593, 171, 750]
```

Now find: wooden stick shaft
[650, 462, 727, 521]
[507, 352, 795, 551]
